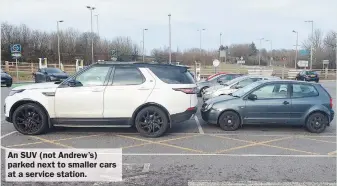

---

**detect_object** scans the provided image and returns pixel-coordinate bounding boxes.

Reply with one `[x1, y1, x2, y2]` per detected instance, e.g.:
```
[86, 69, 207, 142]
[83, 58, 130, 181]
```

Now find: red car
[206, 72, 228, 81]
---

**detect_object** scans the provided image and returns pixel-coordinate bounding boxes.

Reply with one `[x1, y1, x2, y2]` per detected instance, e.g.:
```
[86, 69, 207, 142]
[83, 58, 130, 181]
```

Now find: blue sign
[10, 44, 22, 53]
[10, 44, 22, 59]
[299, 49, 309, 56]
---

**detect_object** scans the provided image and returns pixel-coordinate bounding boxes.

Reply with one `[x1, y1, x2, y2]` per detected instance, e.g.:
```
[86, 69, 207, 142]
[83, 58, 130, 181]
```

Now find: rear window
[149, 66, 195, 84]
[306, 71, 316, 75]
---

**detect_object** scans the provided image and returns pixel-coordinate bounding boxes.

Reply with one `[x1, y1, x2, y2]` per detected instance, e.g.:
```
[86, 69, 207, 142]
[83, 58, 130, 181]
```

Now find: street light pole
[87, 6, 96, 63]
[292, 30, 299, 69]
[57, 20, 64, 68]
[142, 28, 148, 62]
[258, 38, 264, 66]
[198, 29, 206, 59]
[305, 20, 314, 69]
[95, 14, 99, 36]
[220, 32, 222, 46]
[265, 39, 272, 66]
[168, 14, 171, 64]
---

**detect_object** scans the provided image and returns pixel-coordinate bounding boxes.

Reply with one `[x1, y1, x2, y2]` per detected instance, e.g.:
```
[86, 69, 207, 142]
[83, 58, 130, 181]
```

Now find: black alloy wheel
[218, 111, 241, 131]
[306, 112, 328, 133]
[135, 106, 169, 138]
[12, 103, 48, 135]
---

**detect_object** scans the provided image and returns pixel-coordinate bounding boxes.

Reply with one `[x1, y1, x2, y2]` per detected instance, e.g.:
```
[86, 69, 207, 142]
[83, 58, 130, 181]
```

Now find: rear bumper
[171, 107, 197, 123]
[329, 109, 335, 123]
[201, 108, 220, 124]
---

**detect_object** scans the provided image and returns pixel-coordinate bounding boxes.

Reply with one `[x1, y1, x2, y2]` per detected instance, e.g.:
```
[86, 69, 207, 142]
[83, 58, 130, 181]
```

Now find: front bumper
[200, 108, 221, 125]
[50, 76, 68, 82]
[202, 93, 214, 102]
[171, 107, 197, 124]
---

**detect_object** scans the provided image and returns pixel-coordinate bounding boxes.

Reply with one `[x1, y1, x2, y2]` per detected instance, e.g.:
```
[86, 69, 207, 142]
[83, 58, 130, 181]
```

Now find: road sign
[322, 60, 329, 65]
[219, 50, 226, 57]
[213, 59, 220, 67]
[237, 60, 245, 64]
[299, 49, 310, 56]
[10, 44, 22, 59]
[297, 60, 309, 67]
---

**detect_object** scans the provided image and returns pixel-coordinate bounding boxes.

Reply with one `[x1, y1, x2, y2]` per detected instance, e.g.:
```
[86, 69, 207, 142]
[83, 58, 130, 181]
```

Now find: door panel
[55, 86, 105, 118]
[243, 83, 291, 124]
[103, 67, 155, 118]
[54, 65, 111, 118]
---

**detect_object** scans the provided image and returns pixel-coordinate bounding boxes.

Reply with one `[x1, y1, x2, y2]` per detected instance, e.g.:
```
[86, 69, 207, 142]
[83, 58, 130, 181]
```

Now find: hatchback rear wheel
[135, 106, 169, 138]
[218, 111, 241, 131]
[305, 112, 328, 133]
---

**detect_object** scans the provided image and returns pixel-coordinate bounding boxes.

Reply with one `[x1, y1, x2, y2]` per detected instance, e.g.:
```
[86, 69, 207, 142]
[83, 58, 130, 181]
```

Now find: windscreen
[232, 80, 264, 97]
[45, 68, 63, 73]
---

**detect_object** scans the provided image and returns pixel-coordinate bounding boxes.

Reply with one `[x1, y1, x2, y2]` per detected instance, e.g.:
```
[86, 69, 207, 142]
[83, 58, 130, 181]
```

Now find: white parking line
[1, 131, 17, 139]
[194, 115, 204, 134]
[188, 181, 337, 186]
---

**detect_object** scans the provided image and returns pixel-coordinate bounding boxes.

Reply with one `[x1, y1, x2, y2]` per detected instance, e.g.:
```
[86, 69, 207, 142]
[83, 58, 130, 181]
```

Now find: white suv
[4, 62, 198, 137]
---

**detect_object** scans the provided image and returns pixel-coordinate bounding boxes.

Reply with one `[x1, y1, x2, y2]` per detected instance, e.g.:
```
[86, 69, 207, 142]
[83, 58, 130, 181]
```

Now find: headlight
[9, 89, 25, 96]
[204, 103, 213, 111]
[50, 76, 57, 80]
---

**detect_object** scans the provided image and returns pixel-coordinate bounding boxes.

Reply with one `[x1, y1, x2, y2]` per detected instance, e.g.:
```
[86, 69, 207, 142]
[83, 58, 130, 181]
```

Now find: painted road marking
[194, 115, 204, 134]
[188, 181, 337, 186]
[298, 136, 337, 144]
[0, 131, 17, 139]
[29, 136, 73, 148]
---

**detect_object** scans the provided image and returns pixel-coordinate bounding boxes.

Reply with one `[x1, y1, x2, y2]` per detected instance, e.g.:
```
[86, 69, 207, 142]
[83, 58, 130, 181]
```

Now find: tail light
[173, 88, 197, 94]
[330, 98, 333, 109]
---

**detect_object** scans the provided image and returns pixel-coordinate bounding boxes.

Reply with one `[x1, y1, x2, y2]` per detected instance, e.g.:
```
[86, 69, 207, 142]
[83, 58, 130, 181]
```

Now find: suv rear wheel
[12, 103, 49, 135]
[135, 106, 169, 138]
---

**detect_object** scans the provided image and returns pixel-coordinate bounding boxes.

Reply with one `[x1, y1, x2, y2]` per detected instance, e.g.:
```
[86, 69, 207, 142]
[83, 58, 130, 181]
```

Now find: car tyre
[135, 106, 169, 138]
[12, 103, 49, 135]
[305, 112, 328, 133]
[218, 111, 241, 131]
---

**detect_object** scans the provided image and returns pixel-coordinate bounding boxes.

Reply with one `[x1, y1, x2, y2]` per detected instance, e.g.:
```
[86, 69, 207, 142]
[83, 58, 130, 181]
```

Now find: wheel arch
[217, 109, 242, 126]
[131, 102, 172, 128]
[9, 99, 51, 128]
[305, 110, 330, 126]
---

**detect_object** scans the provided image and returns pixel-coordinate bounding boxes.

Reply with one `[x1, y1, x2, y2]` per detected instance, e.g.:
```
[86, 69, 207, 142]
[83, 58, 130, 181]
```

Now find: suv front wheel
[135, 106, 169, 138]
[12, 103, 49, 135]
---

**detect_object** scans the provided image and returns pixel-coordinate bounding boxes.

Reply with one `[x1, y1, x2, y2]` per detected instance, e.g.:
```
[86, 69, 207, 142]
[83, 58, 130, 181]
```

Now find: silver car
[202, 75, 280, 102]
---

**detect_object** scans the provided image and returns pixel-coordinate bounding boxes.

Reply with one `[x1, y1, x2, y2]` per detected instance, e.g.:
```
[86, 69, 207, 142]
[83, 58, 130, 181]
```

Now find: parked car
[1, 69, 12, 87]
[295, 70, 319, 82]
[202, 75, 280, 102]
[196, 73, 243, 97]
[33, 67, 69, 83]
[4, 62, 197, 138]
[201, 80, 334, 133]
[206, 72, 228, 81]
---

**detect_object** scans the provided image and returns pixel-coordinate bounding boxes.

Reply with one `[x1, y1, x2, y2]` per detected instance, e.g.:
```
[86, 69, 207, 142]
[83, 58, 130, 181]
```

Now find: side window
[112, 67, 144, 86]
[251, 83, 288, 99]
[149, 66, 195, 84]
[292, 84, 319, 98]
[75, 66, 110, 86]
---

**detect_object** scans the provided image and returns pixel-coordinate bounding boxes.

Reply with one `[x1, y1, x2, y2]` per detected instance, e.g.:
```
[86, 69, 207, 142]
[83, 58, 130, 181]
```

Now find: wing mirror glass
[248, 94, 257, 100]
[67, 79, 83, 87]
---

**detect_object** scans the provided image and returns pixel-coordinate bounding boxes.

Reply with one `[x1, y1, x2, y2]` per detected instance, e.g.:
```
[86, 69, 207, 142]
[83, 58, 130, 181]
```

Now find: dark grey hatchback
[201, 80, 334, 133]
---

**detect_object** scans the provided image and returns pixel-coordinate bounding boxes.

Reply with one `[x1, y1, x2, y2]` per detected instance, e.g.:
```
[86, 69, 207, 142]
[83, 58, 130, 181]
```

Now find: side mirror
[234, 85, 242, 89]
[248, 94, 257, 100]
[44, 71, 48, 74]
[67, 79, 83, 87]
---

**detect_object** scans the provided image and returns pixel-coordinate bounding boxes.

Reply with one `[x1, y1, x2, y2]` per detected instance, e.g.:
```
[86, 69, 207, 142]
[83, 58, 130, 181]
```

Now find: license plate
[311, 75, 315, 77]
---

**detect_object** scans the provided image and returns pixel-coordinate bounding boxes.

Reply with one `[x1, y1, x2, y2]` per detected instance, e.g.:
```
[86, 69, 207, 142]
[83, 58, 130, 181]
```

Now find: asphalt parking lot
[1, 81, 336, 186]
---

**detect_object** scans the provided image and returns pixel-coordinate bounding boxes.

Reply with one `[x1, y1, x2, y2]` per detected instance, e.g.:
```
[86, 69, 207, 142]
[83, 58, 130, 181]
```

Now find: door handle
[138, 87, 150, 90]
[283, 101, 290, 105]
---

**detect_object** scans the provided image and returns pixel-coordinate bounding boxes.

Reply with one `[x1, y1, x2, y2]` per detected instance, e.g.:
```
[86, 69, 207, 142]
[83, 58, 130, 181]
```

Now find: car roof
[259, 79, 318, 84]
[94, 61, 189, 69]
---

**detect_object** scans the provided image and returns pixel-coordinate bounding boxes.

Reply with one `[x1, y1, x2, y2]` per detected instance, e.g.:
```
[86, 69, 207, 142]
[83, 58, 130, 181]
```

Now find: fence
[2, 61, 336, 82]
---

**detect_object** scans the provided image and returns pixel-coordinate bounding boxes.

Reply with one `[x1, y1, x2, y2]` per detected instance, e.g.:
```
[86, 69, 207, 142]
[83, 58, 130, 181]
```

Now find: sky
[1, 0, 336, 54]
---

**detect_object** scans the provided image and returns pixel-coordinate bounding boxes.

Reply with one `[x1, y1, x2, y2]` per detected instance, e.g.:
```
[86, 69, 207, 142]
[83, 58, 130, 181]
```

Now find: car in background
[5, 62, 197, 138]
[295, 70, 319, 82]
[201, 80, 334, 133]
[202, 75, 280, 102]
[33, 67, 69, 83]
[206, 72, 227, 81]
[1, 69, 13, 87]
[196, 73, 243, 97]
